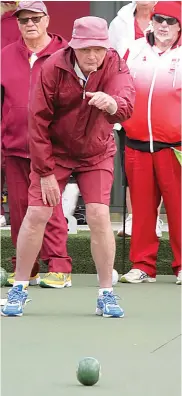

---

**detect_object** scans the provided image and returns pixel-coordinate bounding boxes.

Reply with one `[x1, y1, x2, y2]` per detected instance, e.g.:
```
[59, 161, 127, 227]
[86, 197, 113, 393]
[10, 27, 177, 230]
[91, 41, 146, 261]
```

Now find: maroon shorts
[28, 157, 114, 207]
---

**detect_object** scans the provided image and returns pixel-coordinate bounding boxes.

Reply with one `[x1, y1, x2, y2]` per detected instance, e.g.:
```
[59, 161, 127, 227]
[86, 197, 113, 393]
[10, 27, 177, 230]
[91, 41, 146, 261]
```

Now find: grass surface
[1, 230, 173, 275]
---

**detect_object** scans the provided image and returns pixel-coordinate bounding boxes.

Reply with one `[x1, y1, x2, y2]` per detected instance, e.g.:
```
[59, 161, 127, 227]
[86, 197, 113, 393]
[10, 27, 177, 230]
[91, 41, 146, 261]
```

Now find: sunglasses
[153, 14, 178, 26]
[18, 15, 45, 25]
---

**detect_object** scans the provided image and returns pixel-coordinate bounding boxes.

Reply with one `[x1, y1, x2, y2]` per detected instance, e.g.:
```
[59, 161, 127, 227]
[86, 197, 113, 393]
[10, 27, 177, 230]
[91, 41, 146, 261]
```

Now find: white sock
[99, 288, 113, 296]
[13, 281, 29, 289]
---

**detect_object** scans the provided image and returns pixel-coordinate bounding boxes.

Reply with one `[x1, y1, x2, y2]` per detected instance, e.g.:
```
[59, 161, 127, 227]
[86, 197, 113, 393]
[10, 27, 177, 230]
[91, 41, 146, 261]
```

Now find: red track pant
[125, 146, 181, 277]
[5, 156, 72, 275]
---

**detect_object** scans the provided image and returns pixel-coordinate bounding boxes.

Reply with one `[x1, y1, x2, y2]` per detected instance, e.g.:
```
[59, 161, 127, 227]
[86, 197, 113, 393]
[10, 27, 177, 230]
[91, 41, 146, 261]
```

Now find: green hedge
[1, 230, 173, 275]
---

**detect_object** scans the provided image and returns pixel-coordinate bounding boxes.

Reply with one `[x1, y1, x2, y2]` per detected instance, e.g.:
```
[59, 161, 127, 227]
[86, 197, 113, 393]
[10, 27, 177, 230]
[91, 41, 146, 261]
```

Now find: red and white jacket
[122, 34, 181, 152]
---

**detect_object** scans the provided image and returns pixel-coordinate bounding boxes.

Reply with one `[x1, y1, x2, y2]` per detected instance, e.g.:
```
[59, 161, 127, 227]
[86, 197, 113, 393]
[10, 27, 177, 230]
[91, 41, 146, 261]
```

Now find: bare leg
[15, 206, 53, 281]
[126, 187, 132, 214]
[86, 203, 115, 288]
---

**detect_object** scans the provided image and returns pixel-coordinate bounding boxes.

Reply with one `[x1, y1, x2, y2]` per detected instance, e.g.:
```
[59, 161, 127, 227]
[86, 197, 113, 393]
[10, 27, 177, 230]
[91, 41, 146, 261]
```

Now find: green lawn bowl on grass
[76, 357, 101, 386]
[0, 267, 8, 287]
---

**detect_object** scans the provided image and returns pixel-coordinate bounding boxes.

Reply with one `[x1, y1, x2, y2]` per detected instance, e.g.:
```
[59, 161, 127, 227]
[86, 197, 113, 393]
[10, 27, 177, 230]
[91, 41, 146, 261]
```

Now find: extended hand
[86, 91, 117, 115]
[40, 174, 60, 207]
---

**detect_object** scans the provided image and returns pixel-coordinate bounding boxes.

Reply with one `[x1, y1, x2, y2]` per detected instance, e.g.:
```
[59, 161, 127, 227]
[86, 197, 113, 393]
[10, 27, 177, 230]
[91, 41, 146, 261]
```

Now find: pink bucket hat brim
[68, 37, 111, 49]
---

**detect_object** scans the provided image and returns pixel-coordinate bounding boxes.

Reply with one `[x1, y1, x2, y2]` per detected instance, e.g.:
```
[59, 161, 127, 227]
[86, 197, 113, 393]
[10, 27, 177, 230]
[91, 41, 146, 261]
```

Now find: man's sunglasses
[153, 14, 178, 26]
[18, 15, 46, 25]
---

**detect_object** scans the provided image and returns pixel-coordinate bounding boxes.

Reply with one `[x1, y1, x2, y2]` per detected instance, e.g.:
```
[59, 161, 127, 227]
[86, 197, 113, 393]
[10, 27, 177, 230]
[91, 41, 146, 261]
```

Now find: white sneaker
[117, 214, 132, 237]
[120, 269, 156, 284]
[156, 217, 163, 238]
[0, 215, 6, 227]
[176, 270, 182, 285]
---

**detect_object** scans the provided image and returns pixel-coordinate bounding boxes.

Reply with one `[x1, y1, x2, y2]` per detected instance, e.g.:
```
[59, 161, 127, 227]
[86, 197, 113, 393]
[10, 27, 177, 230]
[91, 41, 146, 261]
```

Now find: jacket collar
[17, 33, 64, 59]
[74, 61, 87, 82]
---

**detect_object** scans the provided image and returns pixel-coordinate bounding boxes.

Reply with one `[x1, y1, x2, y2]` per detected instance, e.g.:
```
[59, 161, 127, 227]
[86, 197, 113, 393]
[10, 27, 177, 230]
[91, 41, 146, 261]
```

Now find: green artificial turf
[1, 230, 173, 275]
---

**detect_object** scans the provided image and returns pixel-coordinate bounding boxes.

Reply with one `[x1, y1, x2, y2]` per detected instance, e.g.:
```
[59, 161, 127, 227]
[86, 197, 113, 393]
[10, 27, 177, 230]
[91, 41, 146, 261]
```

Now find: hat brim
[68, 38, 111, 49]
[13, 8, 47, 16]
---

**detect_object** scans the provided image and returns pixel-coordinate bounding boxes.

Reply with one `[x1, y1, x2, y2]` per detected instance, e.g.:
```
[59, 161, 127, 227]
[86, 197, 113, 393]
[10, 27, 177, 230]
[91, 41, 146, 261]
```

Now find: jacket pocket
[86, 134, 114, 158]
[3, 106, 29, 154]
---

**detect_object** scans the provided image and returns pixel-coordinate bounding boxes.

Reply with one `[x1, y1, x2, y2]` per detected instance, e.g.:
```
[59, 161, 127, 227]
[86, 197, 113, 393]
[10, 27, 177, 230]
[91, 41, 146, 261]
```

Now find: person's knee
[86, 203, 110, 231]
[26, 206, 53, 227]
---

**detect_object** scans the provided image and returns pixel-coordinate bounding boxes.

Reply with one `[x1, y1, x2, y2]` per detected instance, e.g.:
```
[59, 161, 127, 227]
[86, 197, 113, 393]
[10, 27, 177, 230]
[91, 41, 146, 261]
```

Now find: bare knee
[25, 206, 53, 228]
[86, 203, 110, 232]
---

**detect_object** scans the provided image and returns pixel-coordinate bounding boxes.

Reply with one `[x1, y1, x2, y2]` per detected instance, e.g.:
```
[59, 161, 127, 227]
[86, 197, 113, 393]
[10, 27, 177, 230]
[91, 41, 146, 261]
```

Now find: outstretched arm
[86, 58, 135, 124]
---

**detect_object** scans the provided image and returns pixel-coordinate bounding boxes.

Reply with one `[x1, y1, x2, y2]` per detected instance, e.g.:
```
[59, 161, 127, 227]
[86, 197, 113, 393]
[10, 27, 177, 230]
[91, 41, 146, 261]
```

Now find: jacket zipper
[27, 54, 38, 157]
[82, 70, 96, 99]
[147, 66, 158, 153]
[83, 88, 86, 99]
[27, 66, 32, 158]
[83, 82, 87, 99]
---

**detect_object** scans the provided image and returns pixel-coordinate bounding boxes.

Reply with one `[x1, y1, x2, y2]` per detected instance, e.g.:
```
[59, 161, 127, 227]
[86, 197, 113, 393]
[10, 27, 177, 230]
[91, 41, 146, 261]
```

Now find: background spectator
[109, 1, 163, 239]
[119, 1, 181, 285]
[1, 1, 74, 289]
[1, 1, 21, 227]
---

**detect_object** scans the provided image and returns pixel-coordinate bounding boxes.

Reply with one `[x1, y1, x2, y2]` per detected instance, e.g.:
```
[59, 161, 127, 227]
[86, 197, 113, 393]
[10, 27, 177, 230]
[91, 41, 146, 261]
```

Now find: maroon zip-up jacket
[29, 47, 135, 176]
[1, 34, 67, 158]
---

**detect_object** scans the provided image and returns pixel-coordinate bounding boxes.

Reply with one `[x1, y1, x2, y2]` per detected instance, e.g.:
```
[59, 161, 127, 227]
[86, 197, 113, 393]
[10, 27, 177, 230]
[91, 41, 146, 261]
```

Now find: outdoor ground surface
[1, 275, 181, 396]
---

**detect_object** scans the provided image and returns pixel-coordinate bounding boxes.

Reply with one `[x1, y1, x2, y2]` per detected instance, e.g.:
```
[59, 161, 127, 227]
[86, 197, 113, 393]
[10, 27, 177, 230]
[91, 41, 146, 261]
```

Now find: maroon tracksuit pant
[5, 156, 72, 276]
[1, 167, 5, 215]
[125, 146, 181, 278]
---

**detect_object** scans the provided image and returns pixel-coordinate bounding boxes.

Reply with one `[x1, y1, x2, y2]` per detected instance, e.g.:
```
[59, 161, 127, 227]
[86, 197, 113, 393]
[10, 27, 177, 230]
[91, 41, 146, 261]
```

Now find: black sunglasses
[18, 15, 46, 25]
[153, 14, 178, 26]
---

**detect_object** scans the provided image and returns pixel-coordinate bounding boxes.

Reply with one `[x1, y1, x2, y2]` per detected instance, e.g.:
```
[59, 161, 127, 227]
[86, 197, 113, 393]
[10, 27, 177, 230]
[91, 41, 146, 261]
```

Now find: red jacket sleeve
[102, 57, 135, 124]
[29, 60, 57, 177]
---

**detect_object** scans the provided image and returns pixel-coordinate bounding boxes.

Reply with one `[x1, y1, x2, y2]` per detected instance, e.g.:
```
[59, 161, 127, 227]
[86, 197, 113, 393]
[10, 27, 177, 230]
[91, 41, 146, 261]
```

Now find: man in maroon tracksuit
[2, 16, 135, 318]
[1, 1, 73, 288]
[1, 1, 21, 228]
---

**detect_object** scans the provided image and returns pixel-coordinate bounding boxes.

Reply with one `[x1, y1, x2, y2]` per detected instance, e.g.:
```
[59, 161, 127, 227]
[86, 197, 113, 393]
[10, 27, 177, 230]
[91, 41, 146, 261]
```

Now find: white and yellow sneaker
[6, 273, 40, 287]
[39, 272, 72, 288]
[119, 269, 156, 284]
